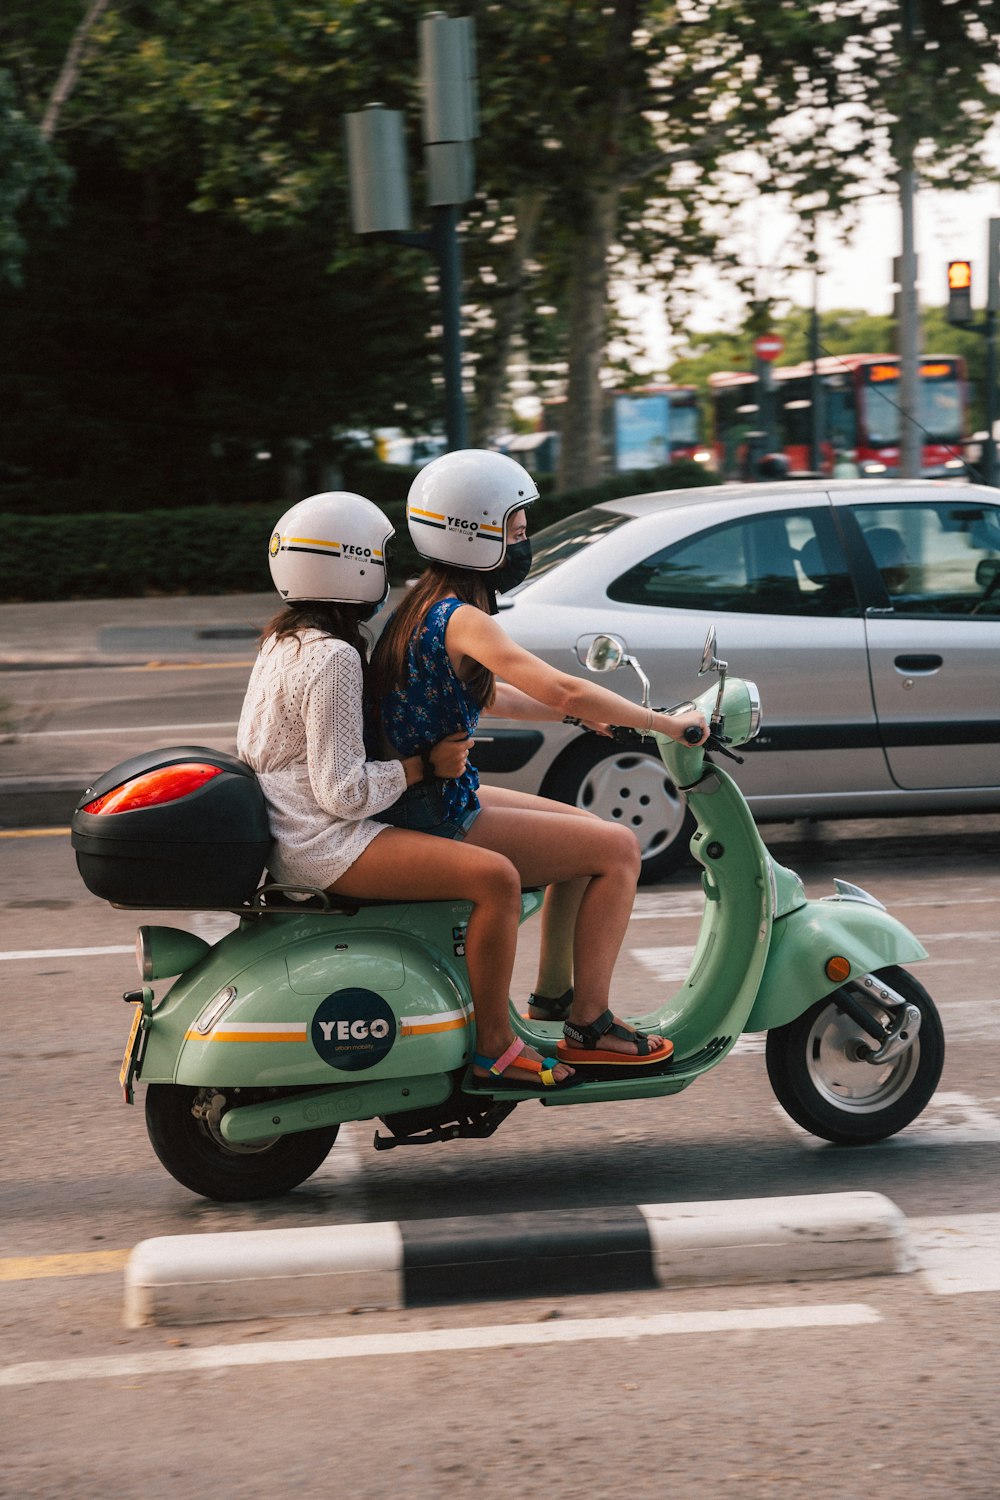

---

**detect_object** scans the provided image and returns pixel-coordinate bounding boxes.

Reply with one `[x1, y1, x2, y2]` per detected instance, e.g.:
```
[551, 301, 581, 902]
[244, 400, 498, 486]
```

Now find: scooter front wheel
[145, 1084, 339, 1202]
[765, 966, 944, 1146]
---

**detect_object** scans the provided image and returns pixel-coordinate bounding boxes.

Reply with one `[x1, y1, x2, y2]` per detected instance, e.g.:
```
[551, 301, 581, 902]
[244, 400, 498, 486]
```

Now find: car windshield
[863, 373, 964, 444]
[508, 506, 629, 592]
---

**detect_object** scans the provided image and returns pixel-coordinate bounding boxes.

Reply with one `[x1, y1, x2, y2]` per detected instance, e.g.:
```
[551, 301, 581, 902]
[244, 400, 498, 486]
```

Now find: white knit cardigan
[237, 631, 405, 890]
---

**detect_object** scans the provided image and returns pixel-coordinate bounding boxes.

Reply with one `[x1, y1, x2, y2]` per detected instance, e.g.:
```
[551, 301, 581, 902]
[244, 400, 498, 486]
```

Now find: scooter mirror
[699, 626, 719, 676]
[584, 634, 626, 673]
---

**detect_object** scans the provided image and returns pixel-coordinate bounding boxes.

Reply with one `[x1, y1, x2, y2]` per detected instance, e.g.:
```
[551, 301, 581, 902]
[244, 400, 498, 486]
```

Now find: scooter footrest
[373, 1099, 517, 1149]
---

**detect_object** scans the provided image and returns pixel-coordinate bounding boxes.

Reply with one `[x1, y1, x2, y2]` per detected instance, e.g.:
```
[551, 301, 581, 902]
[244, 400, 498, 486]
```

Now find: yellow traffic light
[947, 260, 973, 324]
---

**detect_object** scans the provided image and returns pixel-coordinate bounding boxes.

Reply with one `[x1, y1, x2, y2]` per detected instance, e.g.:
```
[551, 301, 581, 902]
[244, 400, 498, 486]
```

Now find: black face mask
[491, 538, 532, 595]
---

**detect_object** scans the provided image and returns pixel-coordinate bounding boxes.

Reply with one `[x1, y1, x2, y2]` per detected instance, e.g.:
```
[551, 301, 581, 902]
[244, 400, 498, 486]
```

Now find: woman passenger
[369, 450, 708, 1073]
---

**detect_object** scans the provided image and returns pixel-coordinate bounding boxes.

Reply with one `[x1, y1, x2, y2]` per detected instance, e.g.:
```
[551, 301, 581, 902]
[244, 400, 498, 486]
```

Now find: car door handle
[894, 654, 943, 672]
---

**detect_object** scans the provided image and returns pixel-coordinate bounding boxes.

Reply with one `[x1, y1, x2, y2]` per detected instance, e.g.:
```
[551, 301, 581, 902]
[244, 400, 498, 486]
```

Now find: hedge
[2, 460, 717, 602]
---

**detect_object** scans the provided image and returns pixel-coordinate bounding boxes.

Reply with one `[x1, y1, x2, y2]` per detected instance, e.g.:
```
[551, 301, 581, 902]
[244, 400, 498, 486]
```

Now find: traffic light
[947, 260, 973, 325]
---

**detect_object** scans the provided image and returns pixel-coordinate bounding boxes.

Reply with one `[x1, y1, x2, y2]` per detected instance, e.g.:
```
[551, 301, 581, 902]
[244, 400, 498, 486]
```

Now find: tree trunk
[558, 181, 621, 490]
[556, 0, 638, 491]
[40, 0, 113, 141]
[469, 188, 547, 448]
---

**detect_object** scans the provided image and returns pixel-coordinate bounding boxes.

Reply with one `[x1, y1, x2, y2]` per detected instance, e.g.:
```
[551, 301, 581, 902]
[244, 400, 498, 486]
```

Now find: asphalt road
[1, 633, 999, 1499]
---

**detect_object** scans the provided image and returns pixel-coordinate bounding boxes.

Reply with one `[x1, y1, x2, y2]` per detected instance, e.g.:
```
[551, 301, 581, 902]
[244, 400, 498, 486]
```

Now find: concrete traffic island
[124, 1191, 912, 1328]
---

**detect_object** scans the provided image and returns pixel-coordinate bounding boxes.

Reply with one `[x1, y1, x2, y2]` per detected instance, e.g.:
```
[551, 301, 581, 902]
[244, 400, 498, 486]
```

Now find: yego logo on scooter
[310, 988, 396, 1072]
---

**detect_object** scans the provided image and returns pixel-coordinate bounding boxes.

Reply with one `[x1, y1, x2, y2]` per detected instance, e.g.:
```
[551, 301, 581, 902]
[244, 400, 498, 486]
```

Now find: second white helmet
[406, 449, 539, 571]
[268, 492, 393, 606]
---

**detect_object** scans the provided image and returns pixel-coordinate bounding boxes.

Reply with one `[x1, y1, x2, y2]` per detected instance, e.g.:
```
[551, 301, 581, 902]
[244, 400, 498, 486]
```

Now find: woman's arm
[487, 681, 610, 735]
[488, 682, 563, 721]
[447, 605, 708, 744]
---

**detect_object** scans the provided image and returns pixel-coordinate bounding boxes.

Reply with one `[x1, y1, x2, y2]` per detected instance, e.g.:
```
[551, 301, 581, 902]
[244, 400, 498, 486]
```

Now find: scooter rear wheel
[145, 1084, 339, 1202]
[765, 966, 944, 1145]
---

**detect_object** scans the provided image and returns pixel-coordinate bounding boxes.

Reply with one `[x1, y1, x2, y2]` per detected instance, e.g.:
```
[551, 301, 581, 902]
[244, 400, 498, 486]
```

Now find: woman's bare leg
[327, 827, 572, 1078]
[464, 804, 655, 1056]
[477, 785, 596, 1001]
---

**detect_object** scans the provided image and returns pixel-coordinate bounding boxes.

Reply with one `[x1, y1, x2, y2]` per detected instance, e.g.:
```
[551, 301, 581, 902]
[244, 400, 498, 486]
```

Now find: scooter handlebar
[605, 721, 744, 764]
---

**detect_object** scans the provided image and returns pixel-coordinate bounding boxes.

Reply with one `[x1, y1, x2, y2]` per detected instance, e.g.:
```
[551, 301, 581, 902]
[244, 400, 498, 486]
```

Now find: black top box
[71, 745, 272, 908]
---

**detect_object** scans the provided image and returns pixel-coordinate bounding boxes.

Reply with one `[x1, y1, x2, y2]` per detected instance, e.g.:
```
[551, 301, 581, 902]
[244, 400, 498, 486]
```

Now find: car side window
[852, 501, 1000, 617]
[607, 508, 857, 617]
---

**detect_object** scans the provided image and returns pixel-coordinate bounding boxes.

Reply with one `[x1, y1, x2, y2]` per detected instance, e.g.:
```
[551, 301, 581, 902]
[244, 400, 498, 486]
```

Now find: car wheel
[541, 736, 695, 882]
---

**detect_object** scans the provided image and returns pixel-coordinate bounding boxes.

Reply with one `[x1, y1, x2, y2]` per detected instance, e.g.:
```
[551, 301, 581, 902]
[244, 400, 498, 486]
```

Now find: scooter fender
[139, 926, 473, 1089]
[744, 897, 928, 1033]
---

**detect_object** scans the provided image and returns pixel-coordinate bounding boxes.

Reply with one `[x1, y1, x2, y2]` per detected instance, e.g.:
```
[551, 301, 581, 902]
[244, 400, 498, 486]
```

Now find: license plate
[119, 1004, 145, 1104]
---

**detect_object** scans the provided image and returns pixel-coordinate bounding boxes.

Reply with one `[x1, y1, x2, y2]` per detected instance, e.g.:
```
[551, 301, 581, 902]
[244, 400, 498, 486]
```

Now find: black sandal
[557, 1008, 674, 1069]
[526, 986, 573, 1022]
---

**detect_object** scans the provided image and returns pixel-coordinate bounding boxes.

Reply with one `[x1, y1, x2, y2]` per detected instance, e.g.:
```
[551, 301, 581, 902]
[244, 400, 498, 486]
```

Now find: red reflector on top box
[83, 763, 223, 816]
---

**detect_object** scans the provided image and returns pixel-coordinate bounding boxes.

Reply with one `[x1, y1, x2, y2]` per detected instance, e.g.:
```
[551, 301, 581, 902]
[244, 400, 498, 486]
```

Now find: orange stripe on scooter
[400, 1017, 469, 1036]
[183, 1030, 306, 1043]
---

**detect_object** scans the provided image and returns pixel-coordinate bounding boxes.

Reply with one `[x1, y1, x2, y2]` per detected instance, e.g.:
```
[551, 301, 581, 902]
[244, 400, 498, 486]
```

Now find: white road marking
[0, 1303, 880, 1389]
[909, 1213, 1000, 1295]
[310, 1119, 367, 1186]
[0, 944, 134, 962]
[188, 912, 239, 943]
[18, 722, 236, 739]
[632, 945, 695, 980]
[775, 1091, 1000, 1148]
[913, 931, 1000, 943]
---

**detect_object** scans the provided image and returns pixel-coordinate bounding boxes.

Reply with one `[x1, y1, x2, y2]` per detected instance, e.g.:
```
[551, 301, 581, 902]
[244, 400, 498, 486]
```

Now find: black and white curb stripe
[125, 1192, 911, 1328]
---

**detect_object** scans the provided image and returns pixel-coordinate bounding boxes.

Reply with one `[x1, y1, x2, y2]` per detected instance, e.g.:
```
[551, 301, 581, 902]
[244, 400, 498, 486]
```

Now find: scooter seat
[257, 880, 544, 914]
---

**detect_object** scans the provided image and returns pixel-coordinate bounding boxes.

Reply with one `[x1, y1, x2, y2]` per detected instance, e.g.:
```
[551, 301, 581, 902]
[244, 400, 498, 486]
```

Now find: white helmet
[268, 492, 393, 605]
[406, 449, 539, 571]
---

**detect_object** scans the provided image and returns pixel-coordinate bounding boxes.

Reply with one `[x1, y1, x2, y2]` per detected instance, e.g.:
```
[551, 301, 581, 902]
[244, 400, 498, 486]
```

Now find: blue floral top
[374, 597, 481, 821]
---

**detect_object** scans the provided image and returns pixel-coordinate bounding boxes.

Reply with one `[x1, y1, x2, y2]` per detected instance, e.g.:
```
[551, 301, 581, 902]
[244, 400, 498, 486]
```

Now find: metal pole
[432, 203, 468, 450]
[985, 306, 998, 487]
[898, 0, 921, 478]
[810, 266, 822, 474]
[985, 217, 1000, 488]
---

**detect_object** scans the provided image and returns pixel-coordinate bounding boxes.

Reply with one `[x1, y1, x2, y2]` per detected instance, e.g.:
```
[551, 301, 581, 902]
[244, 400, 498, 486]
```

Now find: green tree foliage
[0, 69, 70, 287]
[0, 1, 441, 512]
[4, 1, 1000, 515]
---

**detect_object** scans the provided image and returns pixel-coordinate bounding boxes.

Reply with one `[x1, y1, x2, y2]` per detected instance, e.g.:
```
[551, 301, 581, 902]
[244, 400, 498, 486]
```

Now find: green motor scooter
[73, 628, 944, 1201]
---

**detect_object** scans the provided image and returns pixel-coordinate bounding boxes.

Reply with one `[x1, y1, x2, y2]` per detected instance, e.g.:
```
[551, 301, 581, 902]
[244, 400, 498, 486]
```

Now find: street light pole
[433, 203, 468, 449]
[986, 218, 1000, 489]
[897, 0, 922, 479]
[344, 14, 477, 453]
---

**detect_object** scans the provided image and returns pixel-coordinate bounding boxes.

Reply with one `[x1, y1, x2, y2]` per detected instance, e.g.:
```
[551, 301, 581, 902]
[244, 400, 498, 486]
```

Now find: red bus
[709, 353, 969, 481]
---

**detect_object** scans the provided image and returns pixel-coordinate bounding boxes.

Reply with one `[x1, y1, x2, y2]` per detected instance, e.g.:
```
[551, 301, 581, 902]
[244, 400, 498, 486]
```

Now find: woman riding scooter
[369, 449, 709, 1074]
[237, 490, 575, 1093]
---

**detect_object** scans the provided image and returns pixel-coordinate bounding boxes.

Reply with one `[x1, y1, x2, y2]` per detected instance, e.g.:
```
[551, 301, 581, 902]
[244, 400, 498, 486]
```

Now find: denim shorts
[376, 779, 480, 841]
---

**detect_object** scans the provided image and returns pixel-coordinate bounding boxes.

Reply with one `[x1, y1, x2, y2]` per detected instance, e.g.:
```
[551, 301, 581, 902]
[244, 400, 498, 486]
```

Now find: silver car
[476, 480, 1000, 880]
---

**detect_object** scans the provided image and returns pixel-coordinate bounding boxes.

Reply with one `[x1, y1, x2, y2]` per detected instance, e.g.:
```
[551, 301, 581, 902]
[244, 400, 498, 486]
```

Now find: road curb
[0, 776, 83, 830]
[123, 1191, 911, 1328]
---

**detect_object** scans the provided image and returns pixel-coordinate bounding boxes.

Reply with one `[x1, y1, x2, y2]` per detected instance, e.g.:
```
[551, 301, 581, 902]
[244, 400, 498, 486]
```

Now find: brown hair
[260, 601, 372, 664]
[367, 564, 497, 723]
